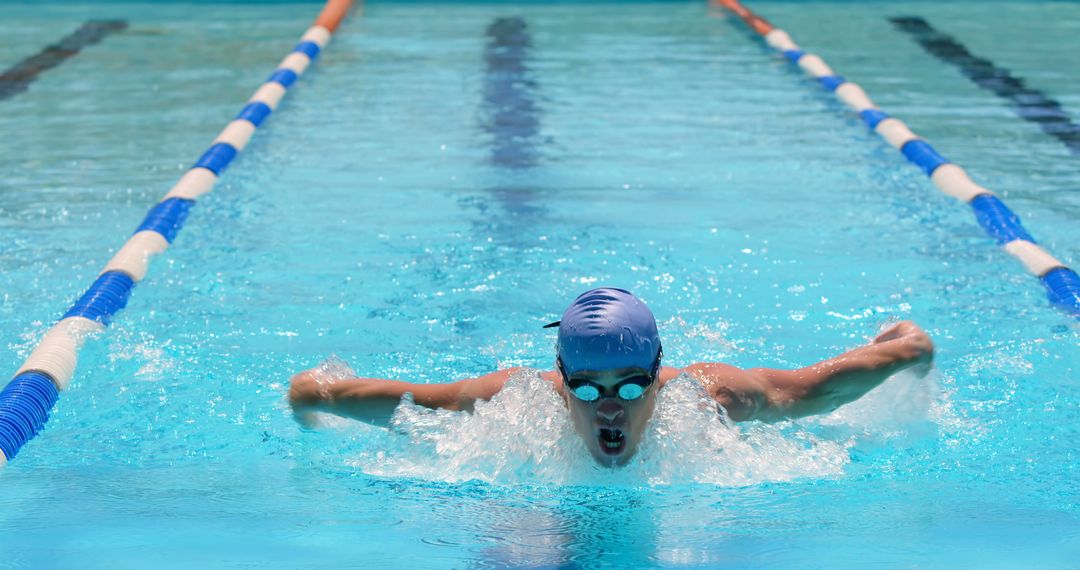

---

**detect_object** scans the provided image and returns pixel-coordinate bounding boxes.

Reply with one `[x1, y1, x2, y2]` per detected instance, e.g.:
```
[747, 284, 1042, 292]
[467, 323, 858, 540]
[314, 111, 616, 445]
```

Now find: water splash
[358, 368, 597, 483]
[307, 363, 948, 487]
[632, 376, 851, 487]
[311, 355, 360, 383]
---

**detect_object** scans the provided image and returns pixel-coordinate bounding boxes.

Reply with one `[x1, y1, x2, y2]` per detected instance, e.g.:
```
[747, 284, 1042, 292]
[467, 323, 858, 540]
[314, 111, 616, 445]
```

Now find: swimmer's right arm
[287, 367, 521, 427]
[690, 321, 934, 422]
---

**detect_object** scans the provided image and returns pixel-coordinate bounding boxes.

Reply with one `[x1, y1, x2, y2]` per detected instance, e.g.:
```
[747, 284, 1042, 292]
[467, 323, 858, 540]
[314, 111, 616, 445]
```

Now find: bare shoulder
[677, 362, 769, 422]
[462, 367, 520, 398]
[460, 367, 561, 404]
[538, 368, 562, 387]
[681, 362, 760, 389]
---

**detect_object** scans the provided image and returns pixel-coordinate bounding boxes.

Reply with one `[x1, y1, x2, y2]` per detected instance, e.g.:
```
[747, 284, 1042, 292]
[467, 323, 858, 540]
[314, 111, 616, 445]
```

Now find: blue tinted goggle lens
[618, 382, 645, 400]
[571, 384, 601, 402]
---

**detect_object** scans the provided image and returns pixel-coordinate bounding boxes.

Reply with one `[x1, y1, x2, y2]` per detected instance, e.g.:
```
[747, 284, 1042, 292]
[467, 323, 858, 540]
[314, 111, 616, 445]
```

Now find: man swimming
[289, 287, 934, 466]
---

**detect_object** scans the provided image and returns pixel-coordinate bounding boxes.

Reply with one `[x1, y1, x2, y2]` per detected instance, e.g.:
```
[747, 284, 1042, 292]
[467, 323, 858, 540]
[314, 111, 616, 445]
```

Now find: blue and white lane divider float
[714, 0, 1080, 316]
[0, 1, 355, 470]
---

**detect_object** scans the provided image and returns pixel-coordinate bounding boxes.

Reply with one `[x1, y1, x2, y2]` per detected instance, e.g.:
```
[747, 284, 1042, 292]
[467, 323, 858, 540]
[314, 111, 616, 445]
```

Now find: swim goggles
[556, 347, 662, 403]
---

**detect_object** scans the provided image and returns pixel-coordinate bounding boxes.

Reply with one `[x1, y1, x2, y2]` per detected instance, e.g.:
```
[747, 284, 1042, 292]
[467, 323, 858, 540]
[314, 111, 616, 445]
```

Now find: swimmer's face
[561, 366, 659, 467]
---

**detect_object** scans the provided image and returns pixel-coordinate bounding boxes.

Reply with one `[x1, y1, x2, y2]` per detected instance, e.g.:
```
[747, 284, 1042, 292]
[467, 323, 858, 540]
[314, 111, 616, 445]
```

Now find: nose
[596, 400, 624, 423]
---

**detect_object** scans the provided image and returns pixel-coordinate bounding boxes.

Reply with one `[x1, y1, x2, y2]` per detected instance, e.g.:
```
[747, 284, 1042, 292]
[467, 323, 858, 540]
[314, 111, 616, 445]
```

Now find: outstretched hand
[873, 321, 934, 376]
[288, 369, 327, 428]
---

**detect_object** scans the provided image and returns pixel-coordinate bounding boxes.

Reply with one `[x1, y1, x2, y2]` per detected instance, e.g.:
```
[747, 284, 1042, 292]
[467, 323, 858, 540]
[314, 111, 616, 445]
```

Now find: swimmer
[289, 287, 934, 466]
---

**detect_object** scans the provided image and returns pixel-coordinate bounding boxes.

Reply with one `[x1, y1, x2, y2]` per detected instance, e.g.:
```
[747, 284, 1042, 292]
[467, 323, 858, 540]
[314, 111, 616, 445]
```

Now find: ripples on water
[304, 357, 945, 487]
[2, 2, 1076, 566]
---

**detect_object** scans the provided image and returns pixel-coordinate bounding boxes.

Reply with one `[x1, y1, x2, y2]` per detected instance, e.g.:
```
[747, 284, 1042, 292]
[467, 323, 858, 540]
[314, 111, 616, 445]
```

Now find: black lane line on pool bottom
[0, 20, 128, 101]
[477, 15, 549, 227]
[890, 16, 1080, 156]
[483, 16, 542, 170]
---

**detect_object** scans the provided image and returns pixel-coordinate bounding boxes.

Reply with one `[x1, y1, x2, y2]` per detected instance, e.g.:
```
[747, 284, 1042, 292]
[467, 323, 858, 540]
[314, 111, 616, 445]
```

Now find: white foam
[312, 355, 359, 383]
[816, 367, 941, 432]
[107, 329, 176, 382]
[356, 369, 595, 483]
[632, 376, 850, 486]
[344, 368, 936, 487]
[291, 356, 364, 429]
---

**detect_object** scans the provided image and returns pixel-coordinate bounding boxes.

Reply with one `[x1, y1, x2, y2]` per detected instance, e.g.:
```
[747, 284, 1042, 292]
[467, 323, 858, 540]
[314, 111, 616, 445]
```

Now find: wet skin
[289, 322, 935, 468]
[545, 366, 666, 467]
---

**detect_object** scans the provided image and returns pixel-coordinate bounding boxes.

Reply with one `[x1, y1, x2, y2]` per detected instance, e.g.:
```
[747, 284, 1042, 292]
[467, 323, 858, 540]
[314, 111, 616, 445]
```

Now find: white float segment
[249, 82, 288, 110]
[797, 54, 834, 78]
[875, 118, 919, 149]
[835, 83, 875, 112]
[930, 164, 994, 202]
[764, 29, 799, 52]
[16, 317, 105, 391]
[301, 25, 332, 49]
[163, 167, 218, 201]
[0, 449, 6, 469]
[1004, 240, 1066, 277]
[101, 231, 170, 282]
[213, 120, 257, 152]
[278, 52, 312, 76]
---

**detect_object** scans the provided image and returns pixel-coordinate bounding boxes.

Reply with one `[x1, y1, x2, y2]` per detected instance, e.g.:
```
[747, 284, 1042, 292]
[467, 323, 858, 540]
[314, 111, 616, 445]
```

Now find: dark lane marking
[471, 16, 550, 240]
[891, 16, 1080, 156]
[482, 16, 541, 170]
[0, 20, 127, 101]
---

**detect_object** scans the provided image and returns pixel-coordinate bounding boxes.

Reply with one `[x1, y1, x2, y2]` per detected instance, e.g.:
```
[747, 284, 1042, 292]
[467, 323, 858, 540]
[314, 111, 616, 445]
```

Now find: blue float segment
[819, 75, 845, 91]
[236, 101, 272, 127]
[860, 109, 889, 129]
[294, 40, 321, 60]
[969, 195, 1036, 245]
[782, 49, 804, 63]
[1042, 267, 1080, 314]
[62, 271, 135, 324]
[0, 372, 60, 460]
[135, 197, 194, 243]
[193, 142, 238, 176]
[900, 139, 950, 176]
[267, 69, 298, 88]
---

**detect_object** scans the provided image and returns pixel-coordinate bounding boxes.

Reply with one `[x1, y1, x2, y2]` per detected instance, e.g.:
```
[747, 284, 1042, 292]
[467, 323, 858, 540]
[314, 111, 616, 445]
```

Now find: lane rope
[712, 0, 1080, 316]
[0, 0, 357, 469]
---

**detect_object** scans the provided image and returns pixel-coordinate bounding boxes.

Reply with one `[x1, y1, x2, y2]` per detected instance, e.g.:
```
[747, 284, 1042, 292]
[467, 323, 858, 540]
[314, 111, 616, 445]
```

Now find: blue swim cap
[555, 287, 661, 376]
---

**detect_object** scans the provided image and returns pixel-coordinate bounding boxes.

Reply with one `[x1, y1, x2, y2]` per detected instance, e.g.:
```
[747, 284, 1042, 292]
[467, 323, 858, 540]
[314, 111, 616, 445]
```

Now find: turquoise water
[1, 1, 1078, 567]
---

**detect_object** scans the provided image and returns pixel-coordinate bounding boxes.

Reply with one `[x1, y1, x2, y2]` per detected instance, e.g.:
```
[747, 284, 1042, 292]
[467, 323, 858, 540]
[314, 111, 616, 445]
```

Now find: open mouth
[598, 428, 626, 455]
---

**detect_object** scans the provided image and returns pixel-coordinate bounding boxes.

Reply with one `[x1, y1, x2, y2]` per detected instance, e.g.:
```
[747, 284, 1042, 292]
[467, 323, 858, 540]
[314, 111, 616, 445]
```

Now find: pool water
[1, 1, 1078, 567]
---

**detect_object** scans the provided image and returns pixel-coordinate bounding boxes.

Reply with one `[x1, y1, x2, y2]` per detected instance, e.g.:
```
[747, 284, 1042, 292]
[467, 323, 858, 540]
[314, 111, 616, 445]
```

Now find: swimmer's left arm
[692, 321, 934, 422]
